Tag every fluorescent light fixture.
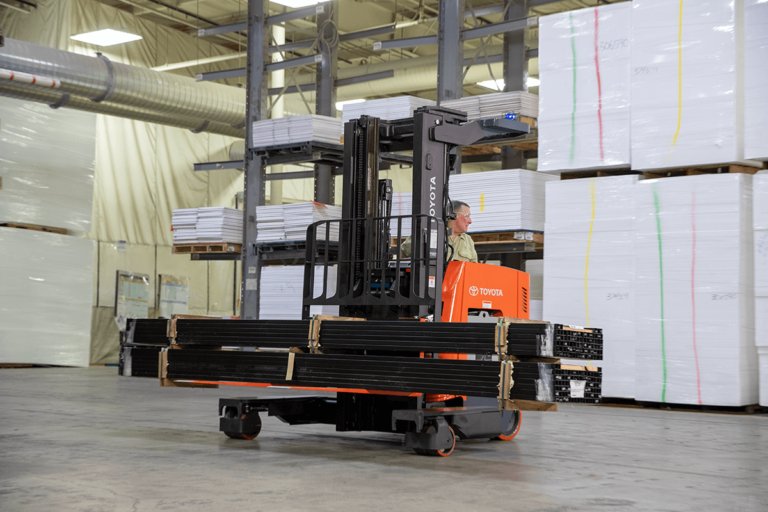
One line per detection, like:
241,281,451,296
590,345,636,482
271,0,330,8
70,29,142,47
335,98,365,111
477,77,540,91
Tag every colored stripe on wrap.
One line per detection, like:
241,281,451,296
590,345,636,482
593,8,605,162
653,185,669,403
672,0,684,146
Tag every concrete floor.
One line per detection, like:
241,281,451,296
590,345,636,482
0,367,766,512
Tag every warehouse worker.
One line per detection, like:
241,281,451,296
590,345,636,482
399,200,478,262
446,200,478,263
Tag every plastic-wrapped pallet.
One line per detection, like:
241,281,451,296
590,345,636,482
0,97,95,233
754,172,768,405
0,228,94,367
631,0,745,170
251,115,341,147
543,175,638,398
448,169,556,232
634,174,757,406
259,265,338,319
745,0,768,160
538,3,631,172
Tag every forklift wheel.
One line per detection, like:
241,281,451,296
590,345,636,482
224,431,259,441
493,410,522,442
223,414,262,440
414,425,456,457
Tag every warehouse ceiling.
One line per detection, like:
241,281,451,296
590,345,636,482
1,0,620,105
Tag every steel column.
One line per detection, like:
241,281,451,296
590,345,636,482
502,0,527,169
437,0,464,104
242,0,268,320
314,0,338,204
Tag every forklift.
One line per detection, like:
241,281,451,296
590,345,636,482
218,106,532,456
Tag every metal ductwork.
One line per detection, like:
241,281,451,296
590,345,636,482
0,37,246,137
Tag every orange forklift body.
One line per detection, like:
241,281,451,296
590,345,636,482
441,261,530,322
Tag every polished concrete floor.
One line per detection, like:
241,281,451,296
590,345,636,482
0,367,766,512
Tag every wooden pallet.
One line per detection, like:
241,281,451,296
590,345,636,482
172,242,242,255
0,222,69,235
641,163,766,179
600,397,766,415
471,231,544,246
559,169,638,181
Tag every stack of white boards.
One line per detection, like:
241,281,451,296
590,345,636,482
745,0,768,160
448,169,556,232
543,175,638,399
251,115,342,147
443,91,538,121
341,96,435,124
255,202,341,243
538,2,631,172
634,174,757,406
172,207,243,244
754,172,768,406
259,265,339,319
525,259,544,321
0,97,96,233
0,228,94,367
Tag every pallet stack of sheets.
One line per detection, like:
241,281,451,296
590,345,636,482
448,169,556,232
259,265,339,319
251,115,342,147
634,174,757,406
538,3,631,172
341,96,435,124
443,91,538,121
171,207,243,244
255,202,341,243
745,0,768,161
543,175,638,399
754,172,768,406
0,228,94,367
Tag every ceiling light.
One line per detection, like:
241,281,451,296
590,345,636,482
271,0,330,8
476,77,540,91
70,29,142,47
335,98,365,111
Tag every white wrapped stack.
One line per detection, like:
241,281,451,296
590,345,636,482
443,91,538,120
543,175,638,398
524,259,544,321
0,228,94,367
0,98,95,233
251,115,342,147
538,3,631,172
745,0,768,160
259,265,339,319
634,174,757,406
754,172,768,406
172,207,242,244
449,169,556,232
255,202,341,242
631,0,745,170
341,96,435,124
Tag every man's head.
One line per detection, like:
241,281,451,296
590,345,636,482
450,200,472,235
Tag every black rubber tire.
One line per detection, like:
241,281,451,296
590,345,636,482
493,410,522,442
414,425,457,457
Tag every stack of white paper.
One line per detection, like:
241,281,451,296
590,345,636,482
754,172,768,405
525,260,544,321
251,115,342,147
634,174,757,406
631,0,744,170
0,98,95,233
449,169,556,232
342,96,435,124
0,228,94,367
538,3,631,172
171,207,242,244
543,175,638,398
259,265,339,319
443,91,538,121
745,0,768,160
255,202,341,242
